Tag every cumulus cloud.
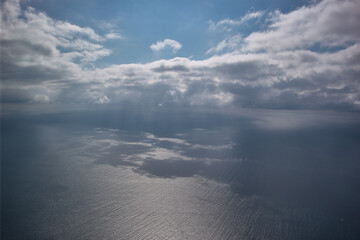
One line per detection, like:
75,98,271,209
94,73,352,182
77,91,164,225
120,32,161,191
0,0,112,102
1,0,360,110
150,39,182,53
243,0,360,52
1,0,112,68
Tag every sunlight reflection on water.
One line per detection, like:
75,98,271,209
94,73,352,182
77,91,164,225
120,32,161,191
2,106,360,239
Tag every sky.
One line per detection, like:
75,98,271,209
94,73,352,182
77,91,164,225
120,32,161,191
1,0,360,110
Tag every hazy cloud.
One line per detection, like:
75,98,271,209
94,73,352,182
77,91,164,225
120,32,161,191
105,33,123,40
207,34,243,54
209,11,264,31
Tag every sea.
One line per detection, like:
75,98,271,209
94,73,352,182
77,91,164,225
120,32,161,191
2,104,360,239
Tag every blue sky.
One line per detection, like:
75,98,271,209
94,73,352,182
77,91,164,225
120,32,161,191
1,0,360,109
24,0,309,64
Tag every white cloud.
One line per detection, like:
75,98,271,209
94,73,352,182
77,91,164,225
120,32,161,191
243,0,360,52
98,21,116,30
1,1,111,65
96,96,111,104
1,0,21,21
150,39,182,53
241,11,265,22
105,33,123,40
207,34,243,54
209,11,264,31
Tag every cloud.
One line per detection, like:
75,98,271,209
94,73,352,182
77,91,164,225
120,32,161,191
98,21,123,40
243,0,360,52
1,1,111,65
150,39,182,53
79,46,360,109
96,95,111,104
209,11,264,31
1,0,360,110
206,34,243,54
105,33,123,40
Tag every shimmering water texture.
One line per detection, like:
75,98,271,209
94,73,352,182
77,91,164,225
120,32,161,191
2,107,360,239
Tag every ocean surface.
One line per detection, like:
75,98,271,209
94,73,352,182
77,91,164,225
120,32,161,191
2,105,360,239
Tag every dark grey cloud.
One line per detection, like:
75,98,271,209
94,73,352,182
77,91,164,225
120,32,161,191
1,86,33,103
1,39,55,58
152,64,189,73
213,61,283,83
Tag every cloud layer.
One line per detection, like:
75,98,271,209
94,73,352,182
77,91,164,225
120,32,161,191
1,0,360,110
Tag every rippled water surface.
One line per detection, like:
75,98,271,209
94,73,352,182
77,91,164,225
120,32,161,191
2,106,360,239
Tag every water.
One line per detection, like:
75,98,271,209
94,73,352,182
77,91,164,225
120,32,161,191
2,105,360,239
